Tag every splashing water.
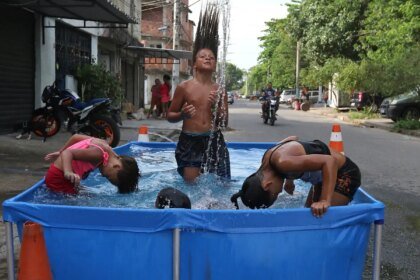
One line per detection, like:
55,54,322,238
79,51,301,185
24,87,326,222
202,0,231,175
30,147,312,210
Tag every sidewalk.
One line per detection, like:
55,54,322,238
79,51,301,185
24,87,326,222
306,104,420,138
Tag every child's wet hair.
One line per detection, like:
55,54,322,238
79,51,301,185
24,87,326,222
116,155,140,194
155,187,191,209
230,172,274,209
193,3,219,64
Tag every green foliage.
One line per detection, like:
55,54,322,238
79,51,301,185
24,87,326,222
287,0,368,64
254,0,419,99
360,0,419,62
225,62,244,91
75,64,123,105
257,19,298,89
335,60,363,92
348,108,380,120
247,65,268,94
358,0,420,96
392,119,420,131
300,58,350,88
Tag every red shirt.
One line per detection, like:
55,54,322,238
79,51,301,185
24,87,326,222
160,83,171,103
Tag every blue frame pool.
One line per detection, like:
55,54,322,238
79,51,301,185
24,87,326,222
3,142,385,280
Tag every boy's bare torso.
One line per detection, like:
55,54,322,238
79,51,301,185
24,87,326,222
180,79,217,133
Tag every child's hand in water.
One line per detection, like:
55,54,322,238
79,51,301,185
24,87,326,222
64,171,81,187
44,151,60,162
181,102,196,119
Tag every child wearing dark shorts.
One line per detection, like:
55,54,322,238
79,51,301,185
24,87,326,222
167,4,231,183
175,130,230,179
306,156,361,207
231,137,361,217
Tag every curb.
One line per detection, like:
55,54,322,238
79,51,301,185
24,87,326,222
306,107,420,138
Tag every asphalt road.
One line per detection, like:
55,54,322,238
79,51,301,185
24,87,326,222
224,100,420,280
0,99,419,279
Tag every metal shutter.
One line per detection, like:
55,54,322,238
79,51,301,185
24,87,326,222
0,6,35,133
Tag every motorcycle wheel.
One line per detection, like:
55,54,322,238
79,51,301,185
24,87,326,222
262,111,268,124
270,110,276,126
89,115,121,147
31,109,61,138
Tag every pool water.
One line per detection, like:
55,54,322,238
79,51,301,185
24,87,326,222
31,146,312,209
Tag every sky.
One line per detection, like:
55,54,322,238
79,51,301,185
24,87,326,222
189,0,291,70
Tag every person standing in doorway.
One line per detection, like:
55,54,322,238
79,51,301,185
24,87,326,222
147,78,162,119
160,74,171,119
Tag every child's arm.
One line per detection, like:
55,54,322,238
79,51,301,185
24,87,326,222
167,85,196,122
284,179,295,195
274,154,337,217
60,147,103,186
45,134,92,161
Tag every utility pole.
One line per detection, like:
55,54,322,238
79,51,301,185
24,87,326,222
172,0,181,97
295,40,301,98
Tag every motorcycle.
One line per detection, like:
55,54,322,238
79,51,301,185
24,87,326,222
260,96,278,126
30,83,121,147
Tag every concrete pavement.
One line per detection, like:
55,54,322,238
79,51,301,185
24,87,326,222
0,102,419,279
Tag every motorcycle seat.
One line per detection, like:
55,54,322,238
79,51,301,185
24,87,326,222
72,98,109,110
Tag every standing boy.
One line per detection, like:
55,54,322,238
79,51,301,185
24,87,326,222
147,78,162,119
160,74,171,118
167,4,230,183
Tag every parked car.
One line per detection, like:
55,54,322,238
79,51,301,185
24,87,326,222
280,89,296,104
227,92,234,104
380,89,420,122
307,90,320,104
350,91,383,112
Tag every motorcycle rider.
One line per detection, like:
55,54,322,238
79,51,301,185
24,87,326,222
261,82,277,116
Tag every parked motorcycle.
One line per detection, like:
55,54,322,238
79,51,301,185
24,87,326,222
260,96,278,126
31,83,121,147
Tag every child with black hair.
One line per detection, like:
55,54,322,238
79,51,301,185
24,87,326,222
44,134,140,194
167,4,230,183
160,74,172,118
231,136,361,217
155,187,191,209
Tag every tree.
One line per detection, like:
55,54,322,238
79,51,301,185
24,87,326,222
247,65,267,94
358,0,420,95
224,62,244,91
76,64,123,104
258,19,298,89
286,0,369,64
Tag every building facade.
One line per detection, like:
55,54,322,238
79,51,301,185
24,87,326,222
0,0,143,133
140,0,194,104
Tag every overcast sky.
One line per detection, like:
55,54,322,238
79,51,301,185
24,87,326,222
189,0,291,70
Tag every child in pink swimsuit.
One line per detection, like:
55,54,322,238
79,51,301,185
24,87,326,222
44,134,140,194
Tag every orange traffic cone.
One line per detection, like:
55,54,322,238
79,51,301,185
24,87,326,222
329,123,345,154
18,222,52,280
138,125,150,142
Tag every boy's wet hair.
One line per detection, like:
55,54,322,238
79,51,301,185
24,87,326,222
193,3,219,64
116,155,140,194
155,187,191,209
230,172,274,209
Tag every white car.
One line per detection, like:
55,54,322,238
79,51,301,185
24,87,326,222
227,92,234,104
307,90,320,104
280,89,296,104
